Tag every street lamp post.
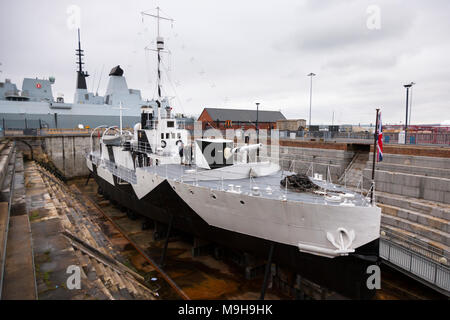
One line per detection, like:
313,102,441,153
404,83,413,144
307,73,316,130
256,102,260,157
255,102,260,134
408,82,416,126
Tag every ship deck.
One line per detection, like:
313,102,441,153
143,164,371,207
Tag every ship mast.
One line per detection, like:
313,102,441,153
75,28,89,90
113,102,129,135
141,7,174,149
141,9,173,107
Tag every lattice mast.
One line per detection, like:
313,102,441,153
75,28,89,90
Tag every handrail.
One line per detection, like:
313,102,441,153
381,227,448,265
338,151,360,184
102,126,119,139
89,153,137,184
380,237,449,294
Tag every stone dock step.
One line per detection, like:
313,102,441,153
379,203,449,234
365,168,450,204
1,148,38,300
381,212,450,248
375,188,450,259
381,224,449,263
34,163,157,300
0,202,9,297
2,214,37,300
376,189,450,250
375,162,450,179
376,191,449,220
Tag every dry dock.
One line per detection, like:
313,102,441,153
0,135,449,300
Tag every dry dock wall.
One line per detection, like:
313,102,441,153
14,136,99,179
17,136,357,181
276,146,354,182
43,136,92,178
364,152,450,204
263,139,359,182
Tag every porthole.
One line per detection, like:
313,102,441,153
240,200,245,205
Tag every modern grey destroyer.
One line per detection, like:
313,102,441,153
0,29,171,130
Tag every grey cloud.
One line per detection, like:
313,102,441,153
285,1,415,52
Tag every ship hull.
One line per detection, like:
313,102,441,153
0,112,140,130
90,165,379,300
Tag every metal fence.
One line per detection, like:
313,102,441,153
380,228,449,294
278,130,450,146
383,132,450,145
292,131,373,140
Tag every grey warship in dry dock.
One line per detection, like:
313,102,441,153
0,29,150,129
86,8,381,299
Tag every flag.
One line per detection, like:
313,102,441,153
377,112,383,162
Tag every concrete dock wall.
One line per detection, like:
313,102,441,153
364,152,450,204
264,145,355,182
43,136,91,178
14,135,99,179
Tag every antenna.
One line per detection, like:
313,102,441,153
96,64,104,96
90,69,97,93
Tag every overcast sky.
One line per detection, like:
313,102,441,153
1,0,449,125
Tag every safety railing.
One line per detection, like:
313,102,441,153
141,119,188,130
381,228,448,265
88,153,137,184
278,130,450,146
338,151,362,187
380,228,450,294
129,141,153,154
384,132,450,146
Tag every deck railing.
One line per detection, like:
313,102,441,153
88,153,137,184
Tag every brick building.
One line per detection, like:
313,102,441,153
276,119,307,131
198,107,286,130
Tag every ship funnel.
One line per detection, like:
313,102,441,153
109,65,124,77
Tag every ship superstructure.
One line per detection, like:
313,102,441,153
0,29,160,129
